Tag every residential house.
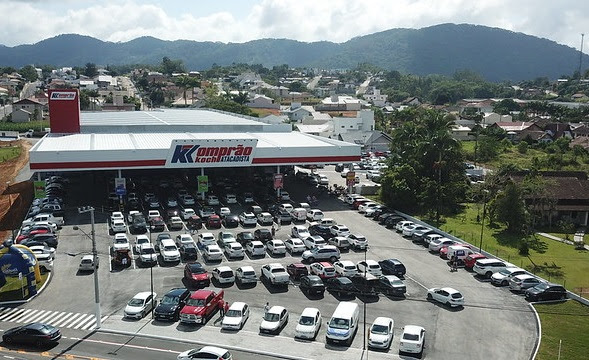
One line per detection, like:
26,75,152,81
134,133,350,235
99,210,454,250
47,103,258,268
483,112,512,126
451,125,475,140
246,94,279,109
402,97,421,106
364,88,388,107
510,171,589,226
259,114,287,125
332,110,375,136
571,123,589,138
338,131,392,153
490,122,543,141
11,109,33,123
459,98,495,114
101,95,135,111
12,98,44,120
315,95,362,111
295,123,332,137
282,104,312,122
543,123,573,140
96,75,117,88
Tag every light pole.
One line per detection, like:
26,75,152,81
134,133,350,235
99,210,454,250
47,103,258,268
148,229,154,319
75,206,101,329
478,190,488,253
362,247,367,357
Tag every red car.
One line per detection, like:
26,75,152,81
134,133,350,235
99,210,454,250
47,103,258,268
464,253,486,270
207,214,222,229
16,229,50,243
310,262,337,279
183,262,210,288
286,262,309,281
179,289,225,325
352,199,371,210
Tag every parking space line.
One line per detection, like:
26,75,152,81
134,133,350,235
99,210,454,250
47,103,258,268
108,246,113,272
404,274,428,290
130,247,136,269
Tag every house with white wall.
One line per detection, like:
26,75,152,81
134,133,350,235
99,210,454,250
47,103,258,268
364,89,388,107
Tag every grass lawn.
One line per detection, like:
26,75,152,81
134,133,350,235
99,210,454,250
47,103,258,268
534,300,589,360
0,146,21,162
430,203,589,293
0,272,49,301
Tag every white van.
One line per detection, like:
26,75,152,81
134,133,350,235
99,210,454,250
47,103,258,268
326,302,359,346
446,245,475,261
291,208,307,222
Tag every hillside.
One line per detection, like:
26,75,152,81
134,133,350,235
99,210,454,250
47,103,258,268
0,23,587,81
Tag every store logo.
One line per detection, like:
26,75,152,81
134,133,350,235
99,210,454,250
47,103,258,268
50,91,77,100
171,144,253,164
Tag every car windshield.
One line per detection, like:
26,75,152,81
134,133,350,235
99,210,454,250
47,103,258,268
271,268,286,273
226,309,241,317
392,280,404,286
371,324,389,335
534,283,548,290
161,295,179,305
403,332,419,341
141,248,155,255
186,298,205,306
164,246,176,251
299,316,315,325
242,271,255,276
329,318,350,330
188,265,206,274
369,264,380,269
451,293,463,299
115,239,127,244
264,312,280,321
128,298,145,306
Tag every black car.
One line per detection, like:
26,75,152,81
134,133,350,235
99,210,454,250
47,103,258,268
274,209,292,225
371,207,390,219
299,275,325,296
376,275,407,297
2,322,61,346
325,277,357,298
25,234,58,248
308,224,332,240
379,259,407,277
350,273,379,297
254,228,273,243
126,199,142,211
149,217,165,232
129,214,148,234
236,231,254,245
525,283,567,302
376,212,395,223
384,215,405,228
154,288,191,321
222,214,240,228
179,242,198,260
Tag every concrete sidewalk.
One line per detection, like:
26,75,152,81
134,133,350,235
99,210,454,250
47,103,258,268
536,232,589,250
98,315,398,360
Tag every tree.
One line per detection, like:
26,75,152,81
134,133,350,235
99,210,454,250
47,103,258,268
495,182,527,233
174,75,199,105
288,81,305,92
493,99,520,115
160,57,186,75
18,65,38,82
380,165,418,213
84,63,98,78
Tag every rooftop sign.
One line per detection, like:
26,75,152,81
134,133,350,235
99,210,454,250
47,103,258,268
165,139,258,168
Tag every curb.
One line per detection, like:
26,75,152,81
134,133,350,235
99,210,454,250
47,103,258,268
97,328,313,360
0,270,52,306
528,302,542,360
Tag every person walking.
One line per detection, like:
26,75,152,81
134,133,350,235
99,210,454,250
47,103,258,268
264,302,270,314
450,255,458,272
271,225,276,237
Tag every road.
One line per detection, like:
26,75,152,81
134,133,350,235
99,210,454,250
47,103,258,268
1,166,538,360
356,77,371,96
306,76,321,90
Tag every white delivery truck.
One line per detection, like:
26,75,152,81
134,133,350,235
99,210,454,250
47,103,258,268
325,301,359,346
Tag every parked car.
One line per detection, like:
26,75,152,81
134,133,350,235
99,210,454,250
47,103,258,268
325,277,357,298
259,306,289,334
79,254,99,272
246,240,266,257
464,253,487,271
473,259,511,278
124,291,158,319
295,307,322,340
110,219,127,234
239,212,257,226
309,262,337,279
333,260,358,277
177,347,232,360
378,258,407,277
308,224,331,240
212,266,235,285
301,245,340,263
303,235,326,249
327,236,351,251
525,283,567,302
236,231,254,245
197,232,216,247
267,239,287,256
428,238,459,253
306,209,324,222
254,228,273,243
347,234,368,250
509,274,542,292
183,262,210,288
377,275,406,297
399,325,426,356
368,317,394,350
113,233,130,251
284,238,306,254
154,288,190,321
491,267,527,286
357,260,382,276
330,224,350,237
138,243,159,265
222,302,250,330
395,220,414,232
299,275,326,296
222,214,240,228
203,245,223,261
235,266,257,285
224,242,245,259
291,225,310,240
167,216,184,231
261,263,290,287
180,208,196,220
274,209,292,225
257,212,273,226
426,287,464,307
286,262,309,281
2,323,61,346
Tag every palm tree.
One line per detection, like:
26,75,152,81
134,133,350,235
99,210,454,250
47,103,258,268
174,76,199,105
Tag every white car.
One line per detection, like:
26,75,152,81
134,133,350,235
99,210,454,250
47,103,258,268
124,291,157,319
30,245,54,272
159,239,181,262
222,302,250,330
203,245,223,261
113,233,130,251
177,346,232,360
134,234,150,252
175,234,195,248
402,224,430,237
490,267,527,286
257,212,273,225
110,219,127,233
235,266,257,284
428,238,459,253
207,195,220,206
137,243,158,265
110,211,124,223
167,216,184,230
259,306,289,334
218,206,231,217
395,220,414,232
358,202,379,213
424,233,444,245
279,203,294,213
180,194,195,206
330,224,350,237
180,208,195,220
291,225,311,240
79,254,99,271
217,231,237,247
333,260,358,277
427,287,464,307
147,210,161,220
509,274,542,292
347,234,368,250
267,239,287,255
306,209,324,221
224,242,245,259
368,316,394,350
318,174,329,185
284,238,306,254
197,232,216,247
212,266,235,284
303,235,326,249
399,325,425,356
357,260,382,276
239,212,257,226
295,307,321,340
246,240,266,257
224,194,237,204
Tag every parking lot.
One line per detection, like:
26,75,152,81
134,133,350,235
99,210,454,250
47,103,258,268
12,166,537,359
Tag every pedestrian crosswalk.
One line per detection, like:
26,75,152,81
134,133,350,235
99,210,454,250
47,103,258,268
0,307,108,331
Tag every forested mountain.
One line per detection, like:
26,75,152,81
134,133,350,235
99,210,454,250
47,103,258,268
1,23,587,81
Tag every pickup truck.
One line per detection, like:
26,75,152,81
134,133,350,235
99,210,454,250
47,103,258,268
179,289,225,325
22,213,64,228
261,263,290,287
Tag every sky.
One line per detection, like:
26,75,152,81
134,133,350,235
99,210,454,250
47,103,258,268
1,0,588,51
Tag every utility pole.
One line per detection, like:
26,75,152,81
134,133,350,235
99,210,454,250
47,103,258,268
579,33,585,80
78,206,101,329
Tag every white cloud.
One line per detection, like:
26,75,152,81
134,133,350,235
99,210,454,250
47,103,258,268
0,0,588,51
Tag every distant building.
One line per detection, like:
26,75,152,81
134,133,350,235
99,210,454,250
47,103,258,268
246,94,279,109
483,112,512,126
364,89,388,107
315,95,362,112
11,109,33,123
12,98,44,120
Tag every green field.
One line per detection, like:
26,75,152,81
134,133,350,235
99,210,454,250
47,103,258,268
0,120,49,132
0,146,21,162
534,300,589,360
431,203,589,293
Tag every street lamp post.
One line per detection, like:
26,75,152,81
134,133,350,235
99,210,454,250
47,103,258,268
478,191,488,253
362,247,367,357
77,206,101,329
149,229,154,319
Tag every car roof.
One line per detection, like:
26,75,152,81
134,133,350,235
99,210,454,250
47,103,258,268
403,325,425,334
197,346,228,356
238,265,255,271
268,305,286,313
267,263,284,268
229,301,247,310
216,266,232,272
165,288,188,296
338,260,355,266
200,232,214,237
134,291,155,299
300,307,320,317
513,274,536,280
440,287,461,294
289,262,305,268
373,316,393,326
318,262,333,267
81,254,94,260
364,259,379,265
250,240,264,245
